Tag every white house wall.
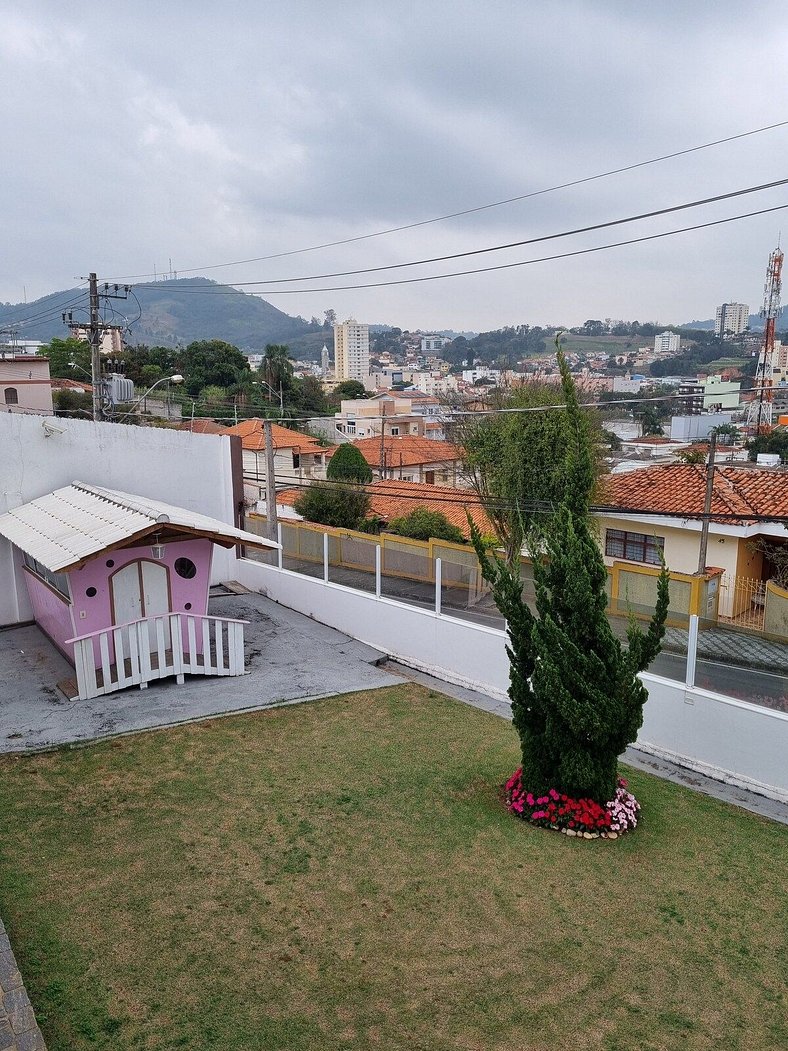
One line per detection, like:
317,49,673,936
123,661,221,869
0,414,239,625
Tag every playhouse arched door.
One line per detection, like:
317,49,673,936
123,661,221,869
110,560,171,648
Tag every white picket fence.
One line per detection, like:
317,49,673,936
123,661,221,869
66,612,248,700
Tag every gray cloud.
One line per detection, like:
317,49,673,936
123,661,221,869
3,1,788,331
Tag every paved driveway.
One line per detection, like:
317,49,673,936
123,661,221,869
0,592,402,753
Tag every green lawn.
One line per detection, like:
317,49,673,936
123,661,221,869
0,685,785,1051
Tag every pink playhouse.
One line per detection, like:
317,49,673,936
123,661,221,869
0,480,278,699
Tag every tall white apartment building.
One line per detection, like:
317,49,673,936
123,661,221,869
714,302,749,337
653,331,681,356
333,318,370,384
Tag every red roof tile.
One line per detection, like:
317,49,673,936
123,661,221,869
222,419,326,454
177,419,226,434
276,479,493,539
603,464,788,522
351,436,462,468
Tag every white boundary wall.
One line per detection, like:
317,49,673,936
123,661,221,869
0,413,239,625
238,559,788,803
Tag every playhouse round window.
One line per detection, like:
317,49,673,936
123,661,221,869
106,559,115,568
174,557,197,580
85,586,97,598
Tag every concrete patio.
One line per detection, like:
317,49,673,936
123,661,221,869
0,590,402,754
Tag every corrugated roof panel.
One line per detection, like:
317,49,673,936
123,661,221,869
0,480,279,573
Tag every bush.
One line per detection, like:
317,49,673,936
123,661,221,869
386,507,465,544
293,481,370,530
327,444,373,483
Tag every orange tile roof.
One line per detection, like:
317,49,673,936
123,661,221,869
276,479,494,539
351,436,463,467
603,464,788,522
177,418,227,434
223,419,326,454
50,378,93,392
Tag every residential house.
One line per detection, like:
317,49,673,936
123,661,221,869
343,436,467,486
332,396,427,440
599,463,788,620
223,419,330,495
0,354,53,415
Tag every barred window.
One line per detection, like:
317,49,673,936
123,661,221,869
605,528,664,565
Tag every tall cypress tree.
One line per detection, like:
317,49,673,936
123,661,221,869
471,348,669,804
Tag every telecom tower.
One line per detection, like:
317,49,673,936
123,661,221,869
746,245,784,431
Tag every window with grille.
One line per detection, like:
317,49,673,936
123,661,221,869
4,388,19,405
605,528,664,565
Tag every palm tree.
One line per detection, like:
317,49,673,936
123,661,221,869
260,344,294,401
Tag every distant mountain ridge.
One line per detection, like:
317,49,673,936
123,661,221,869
0,278,322,353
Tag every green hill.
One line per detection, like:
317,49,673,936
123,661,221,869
0,278,328,356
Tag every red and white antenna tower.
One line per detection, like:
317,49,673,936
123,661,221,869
746,244,783,430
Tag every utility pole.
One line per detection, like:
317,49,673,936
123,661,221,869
264,418,278,545
88,273,102,421
378,414,387,480
696,430,717,575
82,274,131,422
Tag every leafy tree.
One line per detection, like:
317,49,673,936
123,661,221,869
470,348,669,805
39,337,91,379
140,363,164,385
638,405,665,437
294,481,371,529
711,423,740,446
333,380,368,401
327,444,373,483
195,385,228,416
289,375,328,415
600,428,622,452
746,428,788,463
456,379,605,565
324,308,337,329
260,344,294,398
179,340,249,396
53,388,93,417
387,507,465,544
676,448,707,465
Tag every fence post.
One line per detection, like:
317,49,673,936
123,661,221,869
277,522,283,570
323,531,329,583
375,544,381,598
435,557,442,616
685,613,699,691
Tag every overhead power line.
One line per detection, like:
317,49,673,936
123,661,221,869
130,200,788,296
1,289,89,330
243,473,788,525
106,117,788,281
136,177,788,288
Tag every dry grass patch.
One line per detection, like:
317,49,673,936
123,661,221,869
0,684,785,1051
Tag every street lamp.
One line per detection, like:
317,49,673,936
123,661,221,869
113,375,184,420
254,380,283,413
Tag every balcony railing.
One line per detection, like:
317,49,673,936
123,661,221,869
66,612,248,700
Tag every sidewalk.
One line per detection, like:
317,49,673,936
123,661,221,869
661,624,788,671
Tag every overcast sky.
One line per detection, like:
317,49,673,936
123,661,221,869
3,1,788,332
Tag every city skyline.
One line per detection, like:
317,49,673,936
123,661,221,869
3,2,788,330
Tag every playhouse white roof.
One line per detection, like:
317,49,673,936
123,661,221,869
0,480,279,573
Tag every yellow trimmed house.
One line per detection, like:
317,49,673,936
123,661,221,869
600,464,788,623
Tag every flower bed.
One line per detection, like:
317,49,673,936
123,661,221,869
504,769,640,839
